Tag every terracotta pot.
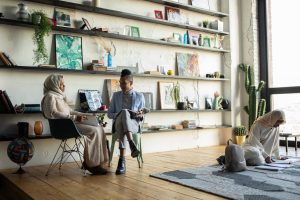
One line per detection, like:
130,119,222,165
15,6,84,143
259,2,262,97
34,121,43,136
235,136,246,145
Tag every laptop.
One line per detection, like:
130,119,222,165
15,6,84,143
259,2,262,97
81,115,100,126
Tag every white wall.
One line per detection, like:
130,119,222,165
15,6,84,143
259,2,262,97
0,0,248,169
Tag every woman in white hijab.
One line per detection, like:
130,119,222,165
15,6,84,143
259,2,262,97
243,110,287,165
41,74,108,175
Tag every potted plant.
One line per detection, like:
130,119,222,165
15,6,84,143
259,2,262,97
203,20,209,28
96,113,108,127
172,82,185,110
233,126,247,145
31,10,51,64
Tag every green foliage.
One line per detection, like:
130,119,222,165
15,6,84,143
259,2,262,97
233,126,247,136
239,63,266,130
96,113,106,123
203,20,209,27
32,10,51,64
171,81,181,103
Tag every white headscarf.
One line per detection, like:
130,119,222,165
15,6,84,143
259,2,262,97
256,109,286,128
43,74,64,96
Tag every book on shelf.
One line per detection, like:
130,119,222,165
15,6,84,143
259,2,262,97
0,90,16,113
0,90,10,113
38,64,56,68
0,52,11,66
2,52,17,66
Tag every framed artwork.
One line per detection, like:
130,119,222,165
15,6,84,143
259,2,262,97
202,37,211,47
158,82,176,109
55,34,83,70
142,92,154,110
173,33,181,42
106,79,121,104
130,26,140,37
176,53,199,77
165,7,181,23
54,8,71,27
123,25,131,36
188,30,199,45
154,10,163,19
81,18,92,30
78,89,102,111
205,97,213,109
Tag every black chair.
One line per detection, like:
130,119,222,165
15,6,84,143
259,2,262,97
46,119,84,176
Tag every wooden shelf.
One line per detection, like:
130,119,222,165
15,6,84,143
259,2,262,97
0,18,230,53
0,125,232,141
145,0,229,17
0,65,230,82
23,0,229,36
80,109,231,113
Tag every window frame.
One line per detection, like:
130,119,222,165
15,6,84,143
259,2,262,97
258,0,300,112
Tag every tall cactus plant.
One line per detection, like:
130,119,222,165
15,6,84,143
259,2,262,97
239,64,266,130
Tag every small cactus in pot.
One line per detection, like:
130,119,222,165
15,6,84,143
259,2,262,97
233,126,247,145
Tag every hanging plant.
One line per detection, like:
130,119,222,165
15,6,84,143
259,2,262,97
32,10,51,64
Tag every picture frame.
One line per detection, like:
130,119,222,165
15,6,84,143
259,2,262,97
165,6,181,23
142,92,154,110
78,89,102,111
81,18,92,30
176,52,199,77
187,30,199,45
54,8,71,27
173,33,181,42
130,26,140,37
202,37,211,47
158,81,176,109
55,34,83,70
123,25,131,36
154,10,163,19
205,97,213,109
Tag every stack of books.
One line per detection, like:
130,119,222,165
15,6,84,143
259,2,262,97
0,52,16,66
182,120,197,128
87,60,107,71
0,90,16,113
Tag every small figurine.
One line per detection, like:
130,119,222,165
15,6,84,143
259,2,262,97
185,97,193,110
213,91,223,110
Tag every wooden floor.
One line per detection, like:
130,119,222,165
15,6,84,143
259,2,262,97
1,145,297,200
0,146,227,200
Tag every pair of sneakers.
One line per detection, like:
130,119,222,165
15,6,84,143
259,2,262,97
116,140,140,175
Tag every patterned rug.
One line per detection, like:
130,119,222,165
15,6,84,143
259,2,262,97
150,161,300,200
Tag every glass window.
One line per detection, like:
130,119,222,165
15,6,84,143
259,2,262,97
271,93,300,124
267,0,300,88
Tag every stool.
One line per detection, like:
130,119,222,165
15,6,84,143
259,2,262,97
279,133,300,153
109,133,143,168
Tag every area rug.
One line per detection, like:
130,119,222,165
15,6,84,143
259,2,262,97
150,161,300,200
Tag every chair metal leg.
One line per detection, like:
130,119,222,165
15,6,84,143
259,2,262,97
109,134,118,167
45,140,64,176
59,140,67,170
133,133,143,168
139,136,143,164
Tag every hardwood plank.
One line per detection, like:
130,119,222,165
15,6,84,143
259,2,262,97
1,146,227,200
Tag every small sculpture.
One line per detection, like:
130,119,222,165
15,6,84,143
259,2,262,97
213,91,223,110
185,97,194,110
219,35,225,50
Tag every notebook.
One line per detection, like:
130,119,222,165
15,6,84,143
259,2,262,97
81,115,99,126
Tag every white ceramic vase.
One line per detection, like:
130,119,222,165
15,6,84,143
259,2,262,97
17,3,30,22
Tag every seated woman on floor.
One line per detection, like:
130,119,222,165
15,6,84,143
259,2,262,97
243,110,288,166
41,74,108,175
